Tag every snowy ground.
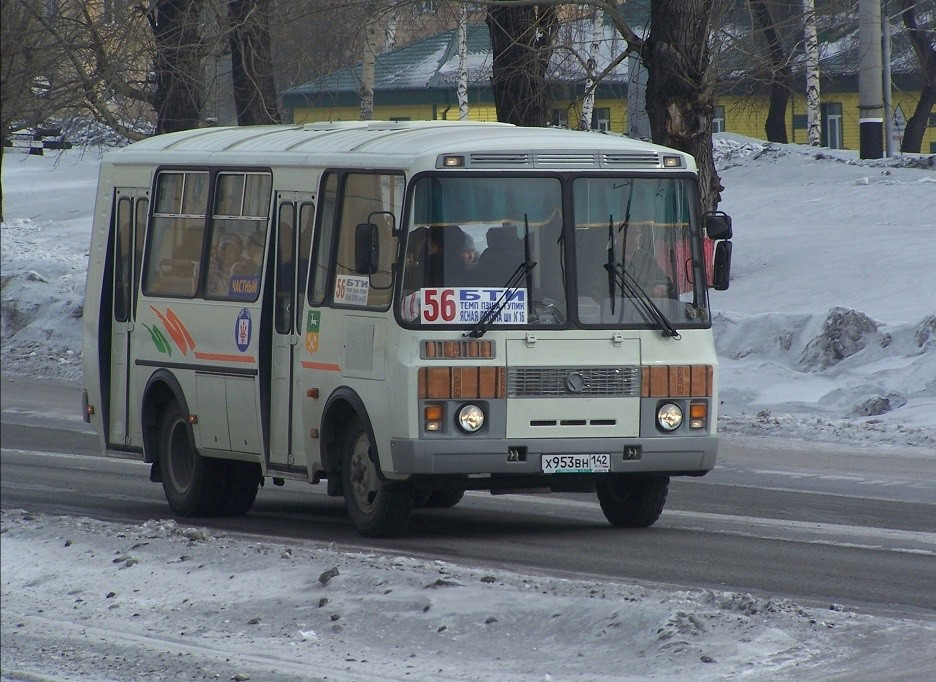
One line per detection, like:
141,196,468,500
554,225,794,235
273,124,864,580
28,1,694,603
2,136,936,680
3,508,935,682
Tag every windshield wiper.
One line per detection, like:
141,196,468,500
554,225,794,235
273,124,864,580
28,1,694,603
466,260,537,338
603,262,681,339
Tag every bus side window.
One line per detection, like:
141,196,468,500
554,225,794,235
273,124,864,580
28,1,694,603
309,173,338,305
275,203,296,334
114,197,133,322
133,198,148,316
143,171,208,298
296,202,315,329
332,172,403,309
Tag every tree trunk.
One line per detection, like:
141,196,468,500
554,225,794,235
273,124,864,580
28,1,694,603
486,3,558,127
899,0,936,153
644,0,722,212
148,0,204,134
229,0,280,125
750,0,790,143
803,0,822,145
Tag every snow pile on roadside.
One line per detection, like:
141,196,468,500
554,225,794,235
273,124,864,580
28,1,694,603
3,509,934,682
715,308,936,447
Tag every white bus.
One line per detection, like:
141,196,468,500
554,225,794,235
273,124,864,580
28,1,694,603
82,121,732,537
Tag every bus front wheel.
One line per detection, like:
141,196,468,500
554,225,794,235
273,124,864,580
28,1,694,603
341,418,412,538
595,474,669,528
158,403,220,517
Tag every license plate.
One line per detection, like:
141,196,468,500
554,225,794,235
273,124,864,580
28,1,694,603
541,454,611,474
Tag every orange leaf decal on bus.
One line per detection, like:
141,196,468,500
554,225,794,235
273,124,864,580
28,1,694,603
150,306,196,356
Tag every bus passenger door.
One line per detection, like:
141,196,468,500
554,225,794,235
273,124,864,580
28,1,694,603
108,189,148,448
268,194,315,472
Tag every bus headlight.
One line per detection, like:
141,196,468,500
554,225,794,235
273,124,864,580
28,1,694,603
656,403,683,431
456,404,485,433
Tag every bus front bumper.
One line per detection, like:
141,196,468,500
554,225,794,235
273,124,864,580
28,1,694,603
389,436,717,476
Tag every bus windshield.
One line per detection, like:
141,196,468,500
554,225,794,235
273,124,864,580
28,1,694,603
573,177,708,327
398,174,708,329
400,176,567,326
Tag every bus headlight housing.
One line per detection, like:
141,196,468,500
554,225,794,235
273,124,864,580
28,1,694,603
656,402,683,431
456,404,485,433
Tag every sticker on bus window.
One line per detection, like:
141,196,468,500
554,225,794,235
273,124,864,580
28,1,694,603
228,275,259,300
400,291,421,322
334,274,370,305
235,308,252,352
419,288,527,325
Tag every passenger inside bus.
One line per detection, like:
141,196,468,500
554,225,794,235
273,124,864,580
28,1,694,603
231,232,265,278
206,233,243,296
404,225,475,288
475,224,525,286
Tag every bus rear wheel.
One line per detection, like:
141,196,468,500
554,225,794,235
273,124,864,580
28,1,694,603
341,417,412,538
158,403,220,517
595,474,669,528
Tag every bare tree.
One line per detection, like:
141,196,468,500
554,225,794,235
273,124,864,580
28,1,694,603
899,0,936,153
228,0,281,124
750,0,792,142
643,0,723,211
486,2,560,127
148,0,206,133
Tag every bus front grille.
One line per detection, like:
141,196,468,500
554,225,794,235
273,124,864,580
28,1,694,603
507,366,640,398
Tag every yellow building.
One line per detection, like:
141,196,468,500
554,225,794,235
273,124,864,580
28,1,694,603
282,21,935,155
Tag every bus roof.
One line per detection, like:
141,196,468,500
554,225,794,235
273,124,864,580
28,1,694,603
104,121,698,173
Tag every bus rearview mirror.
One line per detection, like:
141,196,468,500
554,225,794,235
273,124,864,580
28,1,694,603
355,222,380,274
704,211,732,240
712,240,732,291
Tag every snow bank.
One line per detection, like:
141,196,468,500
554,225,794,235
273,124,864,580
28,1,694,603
4,509,934,681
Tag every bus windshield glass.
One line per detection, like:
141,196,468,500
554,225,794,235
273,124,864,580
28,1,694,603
400,176,566,326
573,176,707,327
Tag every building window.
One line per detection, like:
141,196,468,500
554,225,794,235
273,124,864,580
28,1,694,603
550,109,569,128
712,106,726,133
414,1,437,14
793,114,808,130
928,113,936,127
591,108,611,131
821,102,843,149
930,142,936,154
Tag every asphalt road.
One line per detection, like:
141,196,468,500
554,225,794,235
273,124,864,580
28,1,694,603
3,377,935,618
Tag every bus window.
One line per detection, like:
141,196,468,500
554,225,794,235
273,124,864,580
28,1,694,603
132,197,148,317
143,171,208,297
310,173,338,305
296,202,315,328
114,197,133,322
332,173,403,309
275,203,296,334
205,172,272,301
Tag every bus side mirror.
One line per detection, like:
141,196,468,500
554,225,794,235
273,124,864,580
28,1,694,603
705,211,732,240
354,222,380,274
712,240,732,291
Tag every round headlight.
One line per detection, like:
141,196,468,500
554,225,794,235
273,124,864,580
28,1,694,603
656,403,683,431
457,404,485,433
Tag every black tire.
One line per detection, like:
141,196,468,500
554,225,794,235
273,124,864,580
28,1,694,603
595,474,669,528
421,489,465,509
341,417,412,538
215,460,261,516
158,403,222,517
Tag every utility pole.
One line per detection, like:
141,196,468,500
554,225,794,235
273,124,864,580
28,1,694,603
858,0,884,158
